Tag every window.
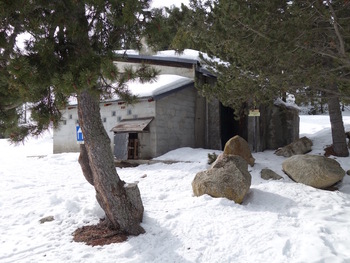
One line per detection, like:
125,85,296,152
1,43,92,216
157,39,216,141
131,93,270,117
69,114,73,119
112,111,116,117
103,117,107,123
127,109,132,115
117,116,122,122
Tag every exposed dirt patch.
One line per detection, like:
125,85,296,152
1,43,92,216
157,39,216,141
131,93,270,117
73,220,128,246
324,145,336,157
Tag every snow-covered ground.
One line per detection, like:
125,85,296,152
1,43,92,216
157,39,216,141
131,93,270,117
1,115,350,263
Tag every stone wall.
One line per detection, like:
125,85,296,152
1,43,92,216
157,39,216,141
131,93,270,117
207,99,222,150
252,103,299,152
53,107,81,153
265,103,299,150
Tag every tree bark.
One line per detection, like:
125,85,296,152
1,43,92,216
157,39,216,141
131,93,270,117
77,89,145,235
78,144,94,186
327,93,349,157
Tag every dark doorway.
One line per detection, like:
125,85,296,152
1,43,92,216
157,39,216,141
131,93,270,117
220,104,247,149
128,133,139,159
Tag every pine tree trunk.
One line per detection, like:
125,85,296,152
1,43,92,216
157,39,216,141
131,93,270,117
77,89,145,235
78,144,94,186
327,94,349,157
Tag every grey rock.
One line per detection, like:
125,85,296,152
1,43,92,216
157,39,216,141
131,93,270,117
192,155,251,204
261,168,283,180
39,216,54,224
275,136,313,157
282,155,345,189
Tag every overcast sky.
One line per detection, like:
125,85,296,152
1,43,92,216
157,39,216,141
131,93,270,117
150,0,190,8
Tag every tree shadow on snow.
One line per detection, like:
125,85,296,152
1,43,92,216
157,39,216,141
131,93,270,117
243,188,297,213
125,213,193,263
73,215,192,262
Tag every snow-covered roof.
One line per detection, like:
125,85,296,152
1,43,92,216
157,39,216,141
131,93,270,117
115,49,203,62
274,97,301,111
68,74,194,105
67,49,218,106
119,74,193,99
155,49,205,61
114,48,225,67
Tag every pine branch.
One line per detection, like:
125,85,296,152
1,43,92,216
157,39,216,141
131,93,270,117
235,19,271,41
295,44,342,61
325,1,346,57
2,102,22,111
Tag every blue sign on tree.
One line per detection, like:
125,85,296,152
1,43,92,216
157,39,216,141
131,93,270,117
76,126,84,144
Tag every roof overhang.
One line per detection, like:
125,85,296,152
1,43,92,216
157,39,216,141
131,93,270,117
115,53,200,68
111,117,154,133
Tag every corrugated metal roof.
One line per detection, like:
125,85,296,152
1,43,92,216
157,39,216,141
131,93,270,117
111,117,154,133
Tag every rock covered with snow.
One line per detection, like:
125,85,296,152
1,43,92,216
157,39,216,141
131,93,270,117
192,155,251,204
223,135,255,166
282,155,345,189
275,136,313,157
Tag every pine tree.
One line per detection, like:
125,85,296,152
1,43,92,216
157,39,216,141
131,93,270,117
286,0,350,156
0,1,26,138
144,4,193,51
155,0,350,156
1,0,158,235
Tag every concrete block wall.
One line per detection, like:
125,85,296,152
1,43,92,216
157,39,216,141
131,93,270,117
138,132,154,159
53,107,81,153
53,100,156,154
154,86,196,156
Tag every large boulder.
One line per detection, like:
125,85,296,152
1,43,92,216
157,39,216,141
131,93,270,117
275,136,312,157
282,155,345,189
224,135,255,166
192,155,251,204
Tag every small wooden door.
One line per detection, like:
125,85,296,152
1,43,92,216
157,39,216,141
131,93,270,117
114,133,128,160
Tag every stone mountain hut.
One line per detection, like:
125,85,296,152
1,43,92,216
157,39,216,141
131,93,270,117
53,50,300,159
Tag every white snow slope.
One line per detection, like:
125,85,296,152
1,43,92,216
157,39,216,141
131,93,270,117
1,115,350,263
